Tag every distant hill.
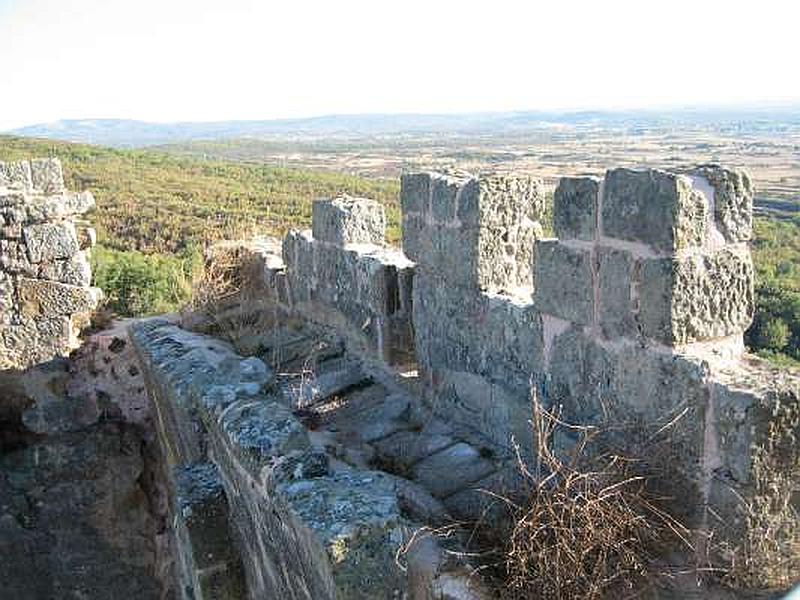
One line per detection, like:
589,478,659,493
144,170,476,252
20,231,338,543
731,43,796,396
8,106,800,147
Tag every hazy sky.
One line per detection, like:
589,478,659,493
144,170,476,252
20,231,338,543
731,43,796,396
1,0,798,130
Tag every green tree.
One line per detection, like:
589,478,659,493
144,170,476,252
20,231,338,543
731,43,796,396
753,318,790,352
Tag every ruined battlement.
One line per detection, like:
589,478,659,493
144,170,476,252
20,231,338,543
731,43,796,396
0,158,100,370
176,163,794,596
1,159,796,599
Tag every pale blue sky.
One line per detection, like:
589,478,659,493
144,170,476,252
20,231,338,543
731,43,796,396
1,0,798,130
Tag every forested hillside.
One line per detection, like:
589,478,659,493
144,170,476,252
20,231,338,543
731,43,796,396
0,136,400,253
747,218,800,366
0,135,399,315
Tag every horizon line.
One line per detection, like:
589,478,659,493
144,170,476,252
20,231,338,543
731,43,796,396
6,99,800,132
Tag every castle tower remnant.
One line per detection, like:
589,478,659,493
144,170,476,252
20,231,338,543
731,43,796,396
0,158,100,370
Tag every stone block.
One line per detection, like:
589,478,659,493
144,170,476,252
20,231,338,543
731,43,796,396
0,191,25,208
401,171,543,293
0,161,32,191
23,221,80,263
412,442,496,498
533,240,594,325
0,316,72,370
412,270,489,373
275,471,407,598
548,331,709,523
373,427,456,473
554,176,601,241
312,196,385,246
25,191,95,223
459,174,545,229
413,275,539,385
452,370,535,455
17,277,99,317
602,168,707,252
432,222,479,287
691,165,753,243
282,229,315,304
313,242,353,304
0,239,36,276
400,212,428,262
1,223,22,239
216,397,310,476
174,462,243,571
38,253,92,287
443,467,527,526
0,272,14,325
636,246,754,345
399,172,430,215
704,360,799,581
353,250,402,316
472,175,543,292
597,246,637,338
431,173,466,222
30,158,65,194
481,295,543,393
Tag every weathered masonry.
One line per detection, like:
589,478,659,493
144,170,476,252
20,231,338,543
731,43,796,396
5,157,793,598
128,165,798,599
0,159,100,370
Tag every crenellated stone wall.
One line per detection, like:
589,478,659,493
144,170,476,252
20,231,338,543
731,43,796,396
182,166,796,580
279,195,415,366
29,158,789,598
400,166,797,578
206,165,796,584
0,158,100,371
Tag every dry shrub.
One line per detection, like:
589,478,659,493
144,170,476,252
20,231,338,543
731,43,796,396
183,241,279,351
187,246,245,317
501,393,692,600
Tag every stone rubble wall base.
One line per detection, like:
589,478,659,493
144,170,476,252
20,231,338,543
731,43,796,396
0,158,100,371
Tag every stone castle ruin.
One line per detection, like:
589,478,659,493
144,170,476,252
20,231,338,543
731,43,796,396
0,158,798,599
0,158,100,370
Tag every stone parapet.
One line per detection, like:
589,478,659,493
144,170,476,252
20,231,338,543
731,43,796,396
279,195,414,366
312,195,386,246
401,171,544,295
400,166,797,587
537,165,755,346
0,158,100,371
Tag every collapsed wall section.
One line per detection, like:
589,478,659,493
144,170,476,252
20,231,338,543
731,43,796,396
0,158,100,371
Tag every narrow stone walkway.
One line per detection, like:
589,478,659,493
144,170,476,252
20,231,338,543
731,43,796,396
256,324,507,527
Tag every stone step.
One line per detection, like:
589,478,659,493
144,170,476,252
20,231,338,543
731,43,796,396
411,443,497,499
320,386,415,444
372,427,456,474
259,325,344,370
279,356,369,409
